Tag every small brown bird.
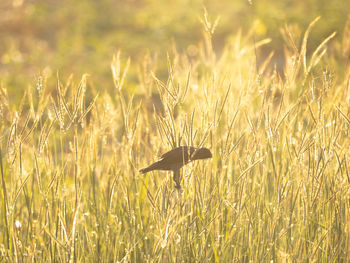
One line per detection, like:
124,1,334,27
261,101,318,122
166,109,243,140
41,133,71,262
139,146,212,189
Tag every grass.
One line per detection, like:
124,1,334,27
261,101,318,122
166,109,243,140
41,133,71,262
1,17,350,262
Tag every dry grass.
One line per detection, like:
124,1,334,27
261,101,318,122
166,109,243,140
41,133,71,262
1,17,350,262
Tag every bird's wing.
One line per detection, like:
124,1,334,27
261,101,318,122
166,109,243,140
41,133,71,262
160,146,196,163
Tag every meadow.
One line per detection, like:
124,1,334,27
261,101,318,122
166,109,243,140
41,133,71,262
1,1,350,262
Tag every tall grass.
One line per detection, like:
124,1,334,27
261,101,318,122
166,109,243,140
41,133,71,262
1,17,350,262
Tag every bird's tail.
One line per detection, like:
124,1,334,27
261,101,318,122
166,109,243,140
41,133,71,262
139,161,161,174
139,167,152,174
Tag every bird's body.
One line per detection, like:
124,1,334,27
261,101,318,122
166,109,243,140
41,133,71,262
139,146,212,189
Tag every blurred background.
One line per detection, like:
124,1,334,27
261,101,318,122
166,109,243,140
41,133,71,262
0,0,349,101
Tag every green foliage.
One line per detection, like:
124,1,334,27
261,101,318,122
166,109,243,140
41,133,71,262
1,0,349,98
1,2,350,262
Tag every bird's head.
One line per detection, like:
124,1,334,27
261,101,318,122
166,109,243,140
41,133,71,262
191,147,212,160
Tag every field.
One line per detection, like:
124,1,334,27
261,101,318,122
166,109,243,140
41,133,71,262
1,1,350,262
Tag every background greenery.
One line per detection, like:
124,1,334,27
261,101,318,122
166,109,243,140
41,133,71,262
1,0,350,262
1,0,349,97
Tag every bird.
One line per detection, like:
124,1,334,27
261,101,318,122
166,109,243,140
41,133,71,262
139,146,212,189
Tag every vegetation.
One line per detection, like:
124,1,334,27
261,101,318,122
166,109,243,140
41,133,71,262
1,1,350,262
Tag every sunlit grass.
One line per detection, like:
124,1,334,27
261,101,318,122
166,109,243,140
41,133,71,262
1,17,350,262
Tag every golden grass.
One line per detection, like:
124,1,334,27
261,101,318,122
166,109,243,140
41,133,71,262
1,17,350,262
